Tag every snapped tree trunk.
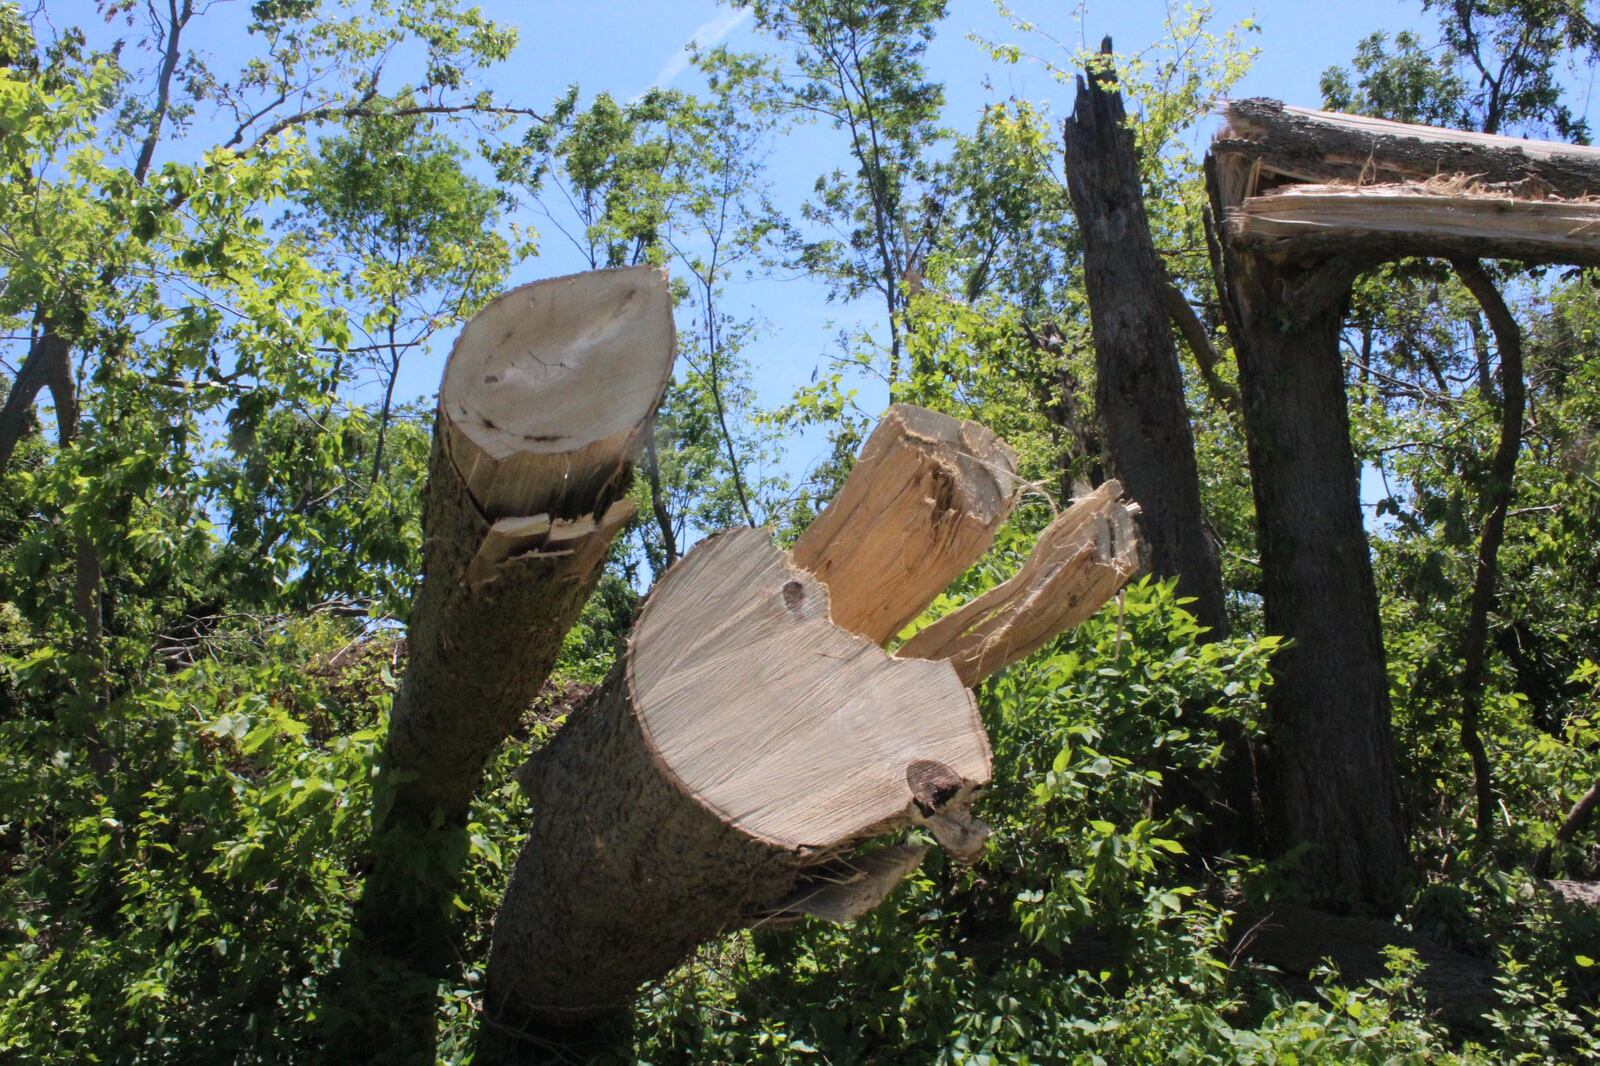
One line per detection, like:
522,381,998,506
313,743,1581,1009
326,266,676,1062
1062,43,1261,854
475,407,1141,1063
1201,99,1600,905
1062,40,1228,638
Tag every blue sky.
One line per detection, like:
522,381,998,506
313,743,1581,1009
73,1,1592,512
405,0,1450,494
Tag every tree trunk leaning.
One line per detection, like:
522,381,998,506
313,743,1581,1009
479,527,991,1059
328,265,676,1061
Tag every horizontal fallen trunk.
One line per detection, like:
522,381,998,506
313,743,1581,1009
1546,878,1600,910
330,266,675,1061
1232,904,1496,1030
1222,182,1600,267
1533,778,1600,877
1215,99,1600,201
898,480,1141,686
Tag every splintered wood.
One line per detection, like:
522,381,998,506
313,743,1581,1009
439,264,675,519
1210,98,1600,267
633,528,990,847
791,404,1020,644
485,528,990,1028
898,480,1142,687
1223,182,1600,266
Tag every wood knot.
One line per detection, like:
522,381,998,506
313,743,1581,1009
906,759,963,816
782,580,806,610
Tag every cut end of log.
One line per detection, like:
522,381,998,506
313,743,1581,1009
897,480,1142,687
791,404,1021,645
629,527,991,851
439,264,675,519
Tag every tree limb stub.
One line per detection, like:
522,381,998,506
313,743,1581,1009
898,480,1143,687
791,404,1020,645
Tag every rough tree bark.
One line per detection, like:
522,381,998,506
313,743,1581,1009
1204,100,1600,906
474,408,1141,1063
326,266,676,1061
1062,44,1262,853
1201,214,1407,905
1061,42,1228,639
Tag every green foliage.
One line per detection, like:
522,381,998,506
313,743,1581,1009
2,0,1600,1062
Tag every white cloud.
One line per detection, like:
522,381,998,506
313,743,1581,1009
646,7,752,93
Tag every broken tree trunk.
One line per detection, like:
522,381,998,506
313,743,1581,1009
1062,40,1229,639
1063,45,1265,856
898,480,1140,686
1216,99,1600,199
327,265,676,1062
476,407,1139,1063
1200,218,1408,906
1206,101,1600,906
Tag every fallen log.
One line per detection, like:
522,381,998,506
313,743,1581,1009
1232,904,1496,1030
1222,182,1600,267
1546,879,1600,910
329,265,676,1059
477,408,1140,1062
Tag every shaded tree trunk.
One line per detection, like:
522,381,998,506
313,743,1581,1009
1451,258,1525,852
1201,230,1409,906
1061,43,1228,638
1062,43,1256,852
